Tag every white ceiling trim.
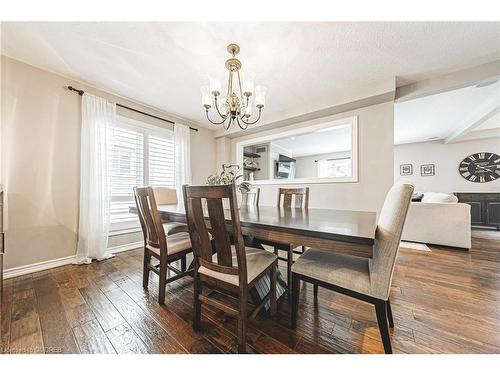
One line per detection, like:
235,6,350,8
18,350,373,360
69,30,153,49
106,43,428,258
395,77,500,145
445,102,500,144
396,60,500,102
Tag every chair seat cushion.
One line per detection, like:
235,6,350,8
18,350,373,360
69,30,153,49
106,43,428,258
162,221,188,235
292,248,375,298
198,247,277,286
146,232,192,256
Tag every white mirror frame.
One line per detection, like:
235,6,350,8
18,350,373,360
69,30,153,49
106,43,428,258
236,115,358,185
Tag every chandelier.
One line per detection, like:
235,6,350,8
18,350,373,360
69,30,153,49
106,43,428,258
201,43,267,130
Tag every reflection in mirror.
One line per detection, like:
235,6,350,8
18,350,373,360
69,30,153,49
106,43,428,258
242,122,354,182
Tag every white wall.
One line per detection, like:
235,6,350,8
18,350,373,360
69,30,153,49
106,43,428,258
221,101,395,214
0,55,216,270
295,151,351,178
191,127,216,185
394,137,500,193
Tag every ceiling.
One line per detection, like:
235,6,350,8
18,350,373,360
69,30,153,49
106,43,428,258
2,22,500,127
272,124,351,157
395,80,500,145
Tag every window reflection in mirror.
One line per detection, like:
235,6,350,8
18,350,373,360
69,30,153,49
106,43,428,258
241,119,356,183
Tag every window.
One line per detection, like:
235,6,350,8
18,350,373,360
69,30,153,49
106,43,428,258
317,157,352,178
109,116,175,229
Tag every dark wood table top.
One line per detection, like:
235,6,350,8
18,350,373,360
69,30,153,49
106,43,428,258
130,204,376,246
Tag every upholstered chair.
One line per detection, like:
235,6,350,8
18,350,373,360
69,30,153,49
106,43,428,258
152,186,188,235
291,184,414,354
134,187,194,305
183,183,278,353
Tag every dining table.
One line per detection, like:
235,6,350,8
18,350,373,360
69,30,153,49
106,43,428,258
129,204,377,305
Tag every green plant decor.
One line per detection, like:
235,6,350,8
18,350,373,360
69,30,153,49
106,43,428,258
206,164,252,193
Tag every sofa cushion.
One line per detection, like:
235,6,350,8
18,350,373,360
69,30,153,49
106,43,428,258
402,202,471,249
422,192,458,203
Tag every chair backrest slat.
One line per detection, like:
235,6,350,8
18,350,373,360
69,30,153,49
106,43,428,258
240,187,260,207
184,184,247,281
277,187,309,208
370,184,414,300
188,196,213,261
206,197,233,267
134,187,167,254
153,186,178,205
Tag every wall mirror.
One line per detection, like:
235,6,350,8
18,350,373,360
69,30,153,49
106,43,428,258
236,116,358,184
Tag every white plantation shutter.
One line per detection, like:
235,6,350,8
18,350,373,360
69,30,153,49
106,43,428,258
109,126,144,223
109,116,175,228
148,134,175,187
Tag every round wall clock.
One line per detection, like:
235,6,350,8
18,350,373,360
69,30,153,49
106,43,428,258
459,152,500,183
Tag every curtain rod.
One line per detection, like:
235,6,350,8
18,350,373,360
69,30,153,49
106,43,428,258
66,86,198,132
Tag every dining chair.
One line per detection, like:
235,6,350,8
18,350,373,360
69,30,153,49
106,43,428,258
240,187,260,207
134,186,194,305
290,184,414,354
152,186,189,235
273,187,310,293
277,187,309,209
183,183,278,353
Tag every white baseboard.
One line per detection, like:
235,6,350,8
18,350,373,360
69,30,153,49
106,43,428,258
4,255,76,279
108,241,142,254
3,242,142,280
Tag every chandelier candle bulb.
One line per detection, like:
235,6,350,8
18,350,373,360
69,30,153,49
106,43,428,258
200,86,212,108
201,43,266,130
209,78,222,96
243,80,254,96
255,86,267,108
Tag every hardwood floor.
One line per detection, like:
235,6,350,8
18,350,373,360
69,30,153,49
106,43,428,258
1,229,499,354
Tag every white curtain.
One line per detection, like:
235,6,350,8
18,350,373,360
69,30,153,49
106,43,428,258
174,123,192,201
74,93,116,264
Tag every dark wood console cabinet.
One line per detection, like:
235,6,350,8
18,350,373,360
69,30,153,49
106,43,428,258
455,192,500,230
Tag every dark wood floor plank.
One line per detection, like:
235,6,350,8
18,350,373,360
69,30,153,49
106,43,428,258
411,306,500,349
103,287,187,353
32,275,80,354
69,267,92,289
294,337,335,354
73,319,116,354
5,229,500,354
79,285,125,332
105,323,150,354
1,282,14,353
56,275,97,329
116,277,222,354
137,273,247,353
252,334,297,354
9,295,44,354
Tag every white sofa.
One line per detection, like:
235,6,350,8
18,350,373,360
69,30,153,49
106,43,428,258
402,201,471,250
